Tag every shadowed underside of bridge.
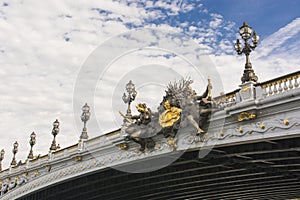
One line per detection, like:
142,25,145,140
18,136,300,200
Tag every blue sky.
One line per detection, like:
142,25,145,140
201,0,300,38
0,0,299,169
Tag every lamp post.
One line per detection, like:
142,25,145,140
80,103,90,140
11,141,18,166
234,22,260,83
122,80,137,122
0,149,4,171
27,132,36,160
50,119,60,151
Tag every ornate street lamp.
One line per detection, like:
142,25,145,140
80,103,90,140
11,141,18,166
27,132,36,160
234,22,260,83
122,80,137,122
50,119,60,151
0,149,5,171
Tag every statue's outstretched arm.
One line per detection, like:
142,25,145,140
195,84,209,100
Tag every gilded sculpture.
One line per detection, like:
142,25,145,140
159,101,182,128
121,78,218,151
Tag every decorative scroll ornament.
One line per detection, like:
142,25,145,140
218,117,300,140
237,112,256,122
241,85,249,92
118,143,129,150
283,119,289,125
167,137,177,151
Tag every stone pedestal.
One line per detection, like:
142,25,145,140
238,81,256,101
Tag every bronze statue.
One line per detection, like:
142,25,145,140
195,78,219,133
121,103,156,151
158,78,209,136
121,78,220,151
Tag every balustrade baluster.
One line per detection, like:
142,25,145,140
278,81,283,93
289,78,294,90
225,98,229,107
283,80,288,91
262,85,268,97
294,76,299,88
268,84,273,96
273,83,278,94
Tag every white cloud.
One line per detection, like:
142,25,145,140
257,17,300,58
0,0,298,170
209,13,223,29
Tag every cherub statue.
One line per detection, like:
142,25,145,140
121,103,155,151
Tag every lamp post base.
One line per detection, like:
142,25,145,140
241,63,258,83
80,129,88,140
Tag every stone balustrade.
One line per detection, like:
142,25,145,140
258,71,300,97
214,71,300,108
214,89,239,108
